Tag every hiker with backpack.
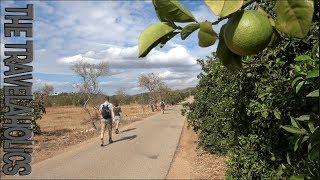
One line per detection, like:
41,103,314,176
99,96,115,146
160,100,165,114
113,103,123,134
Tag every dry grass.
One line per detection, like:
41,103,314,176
33,104,158,163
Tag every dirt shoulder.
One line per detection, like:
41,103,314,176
166,122,227,179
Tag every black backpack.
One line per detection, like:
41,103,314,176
101,104,111,119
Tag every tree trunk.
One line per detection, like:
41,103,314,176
83,98,97,130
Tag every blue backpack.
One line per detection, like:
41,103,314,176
101,104,111,119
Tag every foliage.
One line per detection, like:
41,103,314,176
0,89,45,145
47,92,87,106
183,2,319,177
138,0,315,73
136,0,319,179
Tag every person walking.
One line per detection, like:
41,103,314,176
160,100,165,114
113,103,123,134
99,96,115,146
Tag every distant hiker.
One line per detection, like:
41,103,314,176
113,103,123,134
160,100,165,114
99,96,115,146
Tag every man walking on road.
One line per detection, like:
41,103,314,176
160,100,166,114
99,96,115,146
113,102,123,134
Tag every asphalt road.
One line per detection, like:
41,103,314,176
6,105,185,179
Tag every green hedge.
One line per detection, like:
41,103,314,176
183,5,319,177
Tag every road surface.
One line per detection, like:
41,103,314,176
5,105,185,179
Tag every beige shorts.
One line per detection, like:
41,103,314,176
114,116,121,123
101,119,112,131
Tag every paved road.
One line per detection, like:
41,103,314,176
6,105,185,179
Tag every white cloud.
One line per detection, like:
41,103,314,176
58,44,197,70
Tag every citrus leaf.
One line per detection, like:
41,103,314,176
306,68,319,79
308,145,320,161
216,25,242,70
290,116,301,128
289,175,305,180
294,137,302,151
181,23,200,40
308,122,315,133
281,125,307,134
292,77,303,88
153,0,196,23
286,153,291,165
301,136,309,144
309,128,320,144
295,80,305,93
205,0,244,17
273,109,281,119
159,31,179,48
295,55,312,61
296,115,310,121
307,89,319,97
268,29,281,48
275,0,314,38
198,21,218,47
139,22,175,57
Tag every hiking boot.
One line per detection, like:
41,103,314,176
109,138,113,144
100,138,104,146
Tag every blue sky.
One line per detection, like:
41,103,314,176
1,0,225,95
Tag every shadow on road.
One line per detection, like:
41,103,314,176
103,135,137,147
121,128,136,133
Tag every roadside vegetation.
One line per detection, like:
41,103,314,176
139,0,319,179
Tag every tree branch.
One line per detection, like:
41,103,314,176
212,0,258,25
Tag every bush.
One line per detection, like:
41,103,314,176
184,8,319,177
0,90,45,145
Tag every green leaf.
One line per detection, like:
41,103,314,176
294,137,302,151
307,89,319,97
308,145,320,161
295,80,305,93
295,55,312,61
309,128,320,144
296,115,310,121
205,0,244,17
292,77,303,88
273,109,281,119
139,22,175,57
289,175,305,180
180,23,200,40
268,29,281,48
286,153,291,165
308,122,316,133
281,125,307,134
276,58,285,65
306,68,319,79
198,21,218,47
275,0,314,38
159,31,179,48
216,25,242,70
290,116,301,128
153,0,196,23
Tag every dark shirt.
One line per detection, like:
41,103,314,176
114,106,122,116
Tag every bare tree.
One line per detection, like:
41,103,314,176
115,87,128,104
41,83,54,95
70,60,109,129
138,73,165,111
40,83,54,107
